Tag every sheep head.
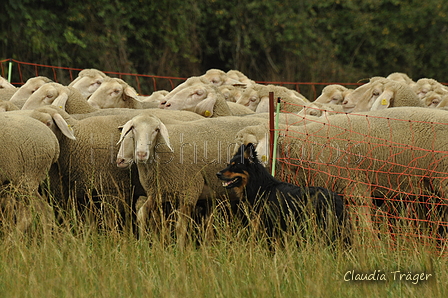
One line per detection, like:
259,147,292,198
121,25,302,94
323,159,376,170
315,84,350,105
236,86,260,111
424,88,448,108
116,114,172,165
412,78,444,100
9,76,53,104
163,84,217,117
68,68,107,98
87,77,140,109
21,82,69,110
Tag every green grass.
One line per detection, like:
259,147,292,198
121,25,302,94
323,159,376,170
0,199,446,298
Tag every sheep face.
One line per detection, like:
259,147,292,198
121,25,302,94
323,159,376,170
87,78,139,109
117,114,171,164
236,88,260,111
424,92,444,108
343,79,388,112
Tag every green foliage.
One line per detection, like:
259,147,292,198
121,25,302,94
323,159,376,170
1,0,448,82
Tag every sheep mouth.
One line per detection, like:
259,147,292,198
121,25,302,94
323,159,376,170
220,177,241,189
342,105,355,113
117,158,133,168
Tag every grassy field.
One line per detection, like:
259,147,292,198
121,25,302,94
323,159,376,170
0,200,446,298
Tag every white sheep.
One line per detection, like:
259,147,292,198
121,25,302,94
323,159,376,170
116,114,269,241
41,106,204,230
68,68,108,98
315,84,353,105
0,108,75,233
342,77,425,113
236,84,309,113
8,76,53,108
86,77,144,109
21,82,97,114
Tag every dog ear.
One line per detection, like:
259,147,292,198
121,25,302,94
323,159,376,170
244,143,258,163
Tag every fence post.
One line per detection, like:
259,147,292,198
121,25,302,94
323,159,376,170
271,97,281,176
269,92,275,174
7,58,13,83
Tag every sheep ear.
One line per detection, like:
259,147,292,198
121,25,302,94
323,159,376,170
52,113,76,140
194,92,216,117
255,96,270,113
158,121,172,151
117,119,134,145
255,135,269,166
51,92,69,110
243,143,257,163
68,76,82,87
124,86,139,101
371,89,394,110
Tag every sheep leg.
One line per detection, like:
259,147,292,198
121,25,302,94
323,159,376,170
175,202,196,248
345,180,376,242
136,195,154,238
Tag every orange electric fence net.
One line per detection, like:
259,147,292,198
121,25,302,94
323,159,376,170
275,99,448,251
0,59,362,99
0,59,187,95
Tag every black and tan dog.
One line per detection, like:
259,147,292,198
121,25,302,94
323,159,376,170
216,143,348,242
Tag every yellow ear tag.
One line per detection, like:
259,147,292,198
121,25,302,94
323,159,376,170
204,110,211,117
261,155,267,162
381,98,388,105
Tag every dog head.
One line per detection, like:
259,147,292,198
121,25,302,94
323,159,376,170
216,143,260,196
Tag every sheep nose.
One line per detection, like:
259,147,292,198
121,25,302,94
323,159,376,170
165,102,171,108
159,100,167,108
342,99,348,105
136,151,148,161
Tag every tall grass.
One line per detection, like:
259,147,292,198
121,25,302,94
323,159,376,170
0,194,446,298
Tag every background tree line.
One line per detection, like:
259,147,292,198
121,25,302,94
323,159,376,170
1,0,448,84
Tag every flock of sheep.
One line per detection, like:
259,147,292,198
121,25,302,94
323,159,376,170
0,68,447,241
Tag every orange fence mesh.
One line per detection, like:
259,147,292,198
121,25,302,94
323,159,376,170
0,59,187,96
275,99,448,251
0,59,363,99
